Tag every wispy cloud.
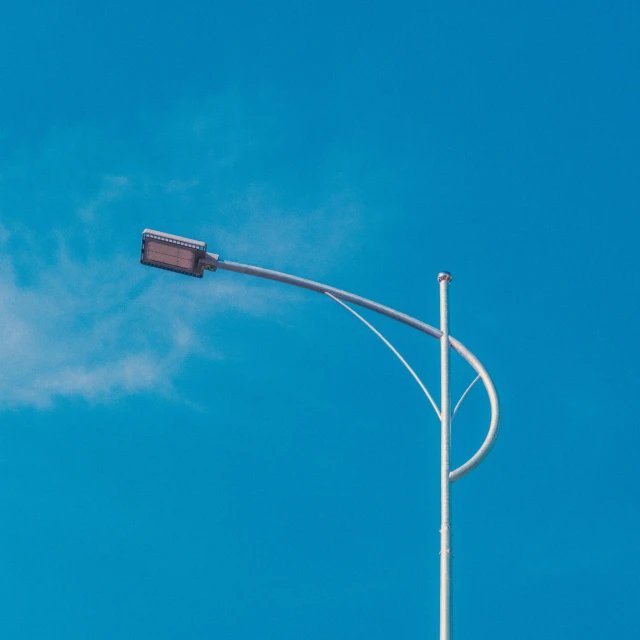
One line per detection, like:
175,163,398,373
0,237,302,408
0,222,10,245
77,175,129,222
0,247,160,408
0,91,367,408
206,184,362,274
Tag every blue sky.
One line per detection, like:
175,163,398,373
0,1,638,638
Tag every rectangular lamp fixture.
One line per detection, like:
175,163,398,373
140,229,208,277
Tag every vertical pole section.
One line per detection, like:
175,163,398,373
439,271,453,640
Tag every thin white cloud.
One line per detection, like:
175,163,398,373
31,355,169,404
0,91,368,409
77,174,129,222
163,178,200,193
205,185,362,274
0,221,10,245
0,244,300,409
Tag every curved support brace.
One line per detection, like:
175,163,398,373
452,375,481,421
216,259,500,482
325,292,441,419
448,337,500,482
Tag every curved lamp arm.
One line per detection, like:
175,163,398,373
215,258,500,483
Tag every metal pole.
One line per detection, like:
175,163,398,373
142,233,502,636
439,271,452,640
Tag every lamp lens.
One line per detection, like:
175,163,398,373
145,240,196,271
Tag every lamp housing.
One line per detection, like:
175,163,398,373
140,229,209,277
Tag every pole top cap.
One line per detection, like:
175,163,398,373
438,271,452,283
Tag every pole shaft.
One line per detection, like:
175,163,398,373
439,272,452,640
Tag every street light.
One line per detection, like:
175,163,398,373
140,229,500,640
140,229,218,277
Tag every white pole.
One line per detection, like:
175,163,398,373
439,271,453,640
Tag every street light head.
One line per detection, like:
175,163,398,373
438,271,452,283
140,229,209,278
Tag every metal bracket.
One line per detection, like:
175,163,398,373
199,252,220,272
